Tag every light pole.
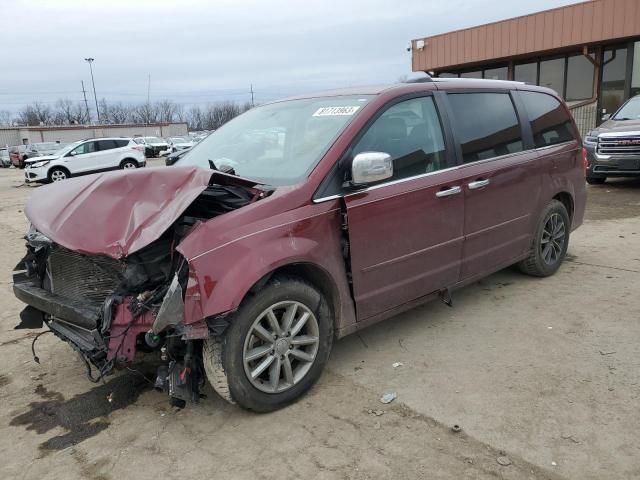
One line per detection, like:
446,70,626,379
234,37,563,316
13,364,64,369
84,58,100,123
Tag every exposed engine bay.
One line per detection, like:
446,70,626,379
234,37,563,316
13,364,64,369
13,181,270,407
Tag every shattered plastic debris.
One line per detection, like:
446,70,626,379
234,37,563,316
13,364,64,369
367,409,385,416
380,392,397,404
392,362,404,368
551,461,557,466
497,456,512,466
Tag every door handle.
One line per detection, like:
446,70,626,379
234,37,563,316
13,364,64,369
468,179,490,189
435,186,462,198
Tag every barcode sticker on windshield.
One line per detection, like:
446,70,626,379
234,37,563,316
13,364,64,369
313,106,360,116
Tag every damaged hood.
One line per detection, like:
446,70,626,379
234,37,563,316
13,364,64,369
25,166,214,259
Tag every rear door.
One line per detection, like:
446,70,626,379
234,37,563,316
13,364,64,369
444,91,541,281
94,140,121,169
343,95,465,320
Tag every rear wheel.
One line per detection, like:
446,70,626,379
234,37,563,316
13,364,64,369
48,167,69,182
586,176,606,185
518,200,570,277
120,159,138,169
203,276,333,412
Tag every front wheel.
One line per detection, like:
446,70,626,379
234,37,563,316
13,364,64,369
203,276,333,412
518,200,570,277
48,167,69,182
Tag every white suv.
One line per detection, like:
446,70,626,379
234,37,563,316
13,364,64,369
24,138,146,183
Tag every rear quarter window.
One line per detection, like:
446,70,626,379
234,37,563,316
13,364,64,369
446,92,524,163
115,140,130,148
519,91,576,148
97,140,117,151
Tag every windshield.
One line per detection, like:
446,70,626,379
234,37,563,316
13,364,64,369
52,141,81,157
146,137,164,143
178,95,371,185
613,96,640,120
170,137,188,143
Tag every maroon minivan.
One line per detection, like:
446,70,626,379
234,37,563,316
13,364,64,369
13,79,586,411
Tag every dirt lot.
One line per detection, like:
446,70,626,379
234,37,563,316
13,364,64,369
0,163,638,480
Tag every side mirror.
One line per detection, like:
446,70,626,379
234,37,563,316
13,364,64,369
351,152,393,186
68,150,77,156
601,113,611,121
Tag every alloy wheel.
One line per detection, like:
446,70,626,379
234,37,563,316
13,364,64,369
243,300,320,394
123,161,136,169
50,170,67,182
541,213,565,265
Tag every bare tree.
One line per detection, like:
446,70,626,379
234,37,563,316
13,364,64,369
0,110,12,126
187,106,204,131
103,101,132,124
12,98,249,129
18,102,54,126
156,100,177,123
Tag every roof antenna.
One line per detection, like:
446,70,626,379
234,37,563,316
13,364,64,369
402,72,433,83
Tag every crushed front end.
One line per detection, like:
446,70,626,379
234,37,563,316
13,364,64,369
13,178,267,407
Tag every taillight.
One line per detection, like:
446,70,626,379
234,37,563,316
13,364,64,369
581,147,588,175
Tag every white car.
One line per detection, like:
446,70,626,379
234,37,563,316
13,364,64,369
133,136,170,157
167,136,194,153
24,138,146,183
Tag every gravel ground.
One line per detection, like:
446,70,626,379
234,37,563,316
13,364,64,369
0,162,638,480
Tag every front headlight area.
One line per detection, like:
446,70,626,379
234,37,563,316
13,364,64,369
583,134,599,146
27,160,50,169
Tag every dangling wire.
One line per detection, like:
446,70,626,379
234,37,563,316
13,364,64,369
31,330,53,364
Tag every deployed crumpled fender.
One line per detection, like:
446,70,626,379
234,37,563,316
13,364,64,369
25,166,214,259
176,201,357,333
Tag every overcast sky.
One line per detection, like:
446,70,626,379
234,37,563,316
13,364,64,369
0,0,578,113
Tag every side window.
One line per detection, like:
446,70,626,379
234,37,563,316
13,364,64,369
97,140,117,151
447,92,524,163
352,96,446,181
71,141,97,155
520,91,576,148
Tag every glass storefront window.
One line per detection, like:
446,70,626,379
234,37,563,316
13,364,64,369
539,58,565,96
602,46,628,115
566,54,594,101
460,71,482,79
631,41,640,98
514,62,537,84
484,66,508,80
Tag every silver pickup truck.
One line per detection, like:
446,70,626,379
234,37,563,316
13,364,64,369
584,95,640,184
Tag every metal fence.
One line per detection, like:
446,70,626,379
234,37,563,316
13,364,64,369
0,123,188,147
569,101,597,139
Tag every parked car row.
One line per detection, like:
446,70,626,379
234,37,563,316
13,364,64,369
23,137,145,183
0,147,10,168
132,134,206,157
8,142,69,168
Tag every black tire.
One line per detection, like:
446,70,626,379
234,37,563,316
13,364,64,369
586,176,606,185
120,159,138,169
518,199,570,277
203,276,333,412
48,167,69,182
